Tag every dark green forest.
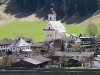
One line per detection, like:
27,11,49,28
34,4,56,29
16,0,98,17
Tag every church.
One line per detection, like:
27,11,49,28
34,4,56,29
44,4,69,42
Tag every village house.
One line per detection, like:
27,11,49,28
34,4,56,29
0,39,14,53
43,4,69,42
95,44,100,55
80,36,98,45
50,51,95,67
49,37,78,51
0,37,33,54
9,37,31,53
31,42,51,54
65,44,80,52
88,57,100,68
10,54,51,68
31,42,45,50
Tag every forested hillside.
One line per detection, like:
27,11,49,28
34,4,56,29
16,0,99,17
0,0,100,24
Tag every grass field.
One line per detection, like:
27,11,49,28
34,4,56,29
0,20,100,42
0,20,47,42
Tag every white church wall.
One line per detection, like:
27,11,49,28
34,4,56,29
44,31,55,41
45,23,53,29
48,14,56,21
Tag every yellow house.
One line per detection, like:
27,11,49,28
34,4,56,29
43,4,69,42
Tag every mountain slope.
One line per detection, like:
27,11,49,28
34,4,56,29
0,0,100,25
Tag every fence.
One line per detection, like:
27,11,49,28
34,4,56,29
0,69,100,75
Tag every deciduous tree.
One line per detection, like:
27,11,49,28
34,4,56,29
86,23,98,36
59,54,69,67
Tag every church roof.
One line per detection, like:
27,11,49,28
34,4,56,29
49,21,66,33
10,38,31,47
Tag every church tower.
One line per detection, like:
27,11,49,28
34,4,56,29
48,4,56,21
44,4,68,42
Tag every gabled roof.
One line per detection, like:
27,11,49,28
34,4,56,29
19,37,32,42
10,38,31,47
31,42,44,47
53,51,95,57
49,21,66,33
32,55,51,63
23,58,42,65
0,39,14,45
62,37,75,43
10,54,51,63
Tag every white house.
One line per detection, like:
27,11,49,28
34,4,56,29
0,39,14,53
44,4,69,42
10,37,31,53
88,58,100,68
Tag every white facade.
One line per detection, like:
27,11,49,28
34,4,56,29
88,61,100,68
44,21,68,42
10,38,31,52
0,45,10,53
0,40,14,53
48,14,56,21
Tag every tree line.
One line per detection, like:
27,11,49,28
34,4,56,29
16,0,98,17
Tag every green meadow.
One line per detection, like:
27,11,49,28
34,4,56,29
0,20,100,42
0,20,47,42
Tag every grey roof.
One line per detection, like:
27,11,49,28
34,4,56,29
62,37,75,43
10,54,51,63
23,58,42,65
95,58,100,62
53,51,95,57
31,43,44,47
45,21,66,33
9,54,30,63
72,56,84,61
32,55,51,63
0,39,14,45
10,38,31,47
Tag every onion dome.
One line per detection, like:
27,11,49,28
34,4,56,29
49,3,56,14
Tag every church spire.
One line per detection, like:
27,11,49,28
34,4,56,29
48,4,56,21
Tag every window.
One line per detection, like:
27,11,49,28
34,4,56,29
2,50,5,52
50,17,52,20
50,35,52,37
47,35,49,36
49,27,50,30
